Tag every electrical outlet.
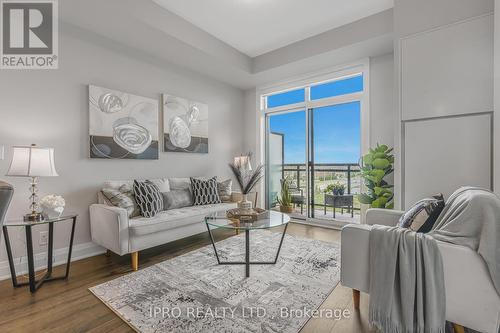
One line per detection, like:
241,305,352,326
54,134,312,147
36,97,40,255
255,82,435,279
39,231,48,246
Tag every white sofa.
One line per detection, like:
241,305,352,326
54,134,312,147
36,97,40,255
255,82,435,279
89,178,238,271
341,209,500,333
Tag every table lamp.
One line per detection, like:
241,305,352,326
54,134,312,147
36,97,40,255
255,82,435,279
6,144,59,221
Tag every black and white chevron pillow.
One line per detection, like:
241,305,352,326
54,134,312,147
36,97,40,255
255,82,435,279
133,180,163,217
191,177,221,205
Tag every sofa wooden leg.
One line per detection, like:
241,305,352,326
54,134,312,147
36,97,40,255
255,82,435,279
105,249,111,257
353,289,360,310
131,252,139,271
452,323,465,333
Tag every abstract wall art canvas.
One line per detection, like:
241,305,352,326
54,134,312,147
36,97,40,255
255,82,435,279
89,85,159,159
163,94,208,153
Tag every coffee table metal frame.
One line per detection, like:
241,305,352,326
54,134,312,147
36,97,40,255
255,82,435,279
205,214,289,278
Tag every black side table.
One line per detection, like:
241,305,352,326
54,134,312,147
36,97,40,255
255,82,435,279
2,214,78,293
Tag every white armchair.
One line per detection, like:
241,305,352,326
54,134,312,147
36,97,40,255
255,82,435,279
341,208,500,333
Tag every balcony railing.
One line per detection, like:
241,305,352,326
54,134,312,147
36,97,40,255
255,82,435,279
282,163,361,212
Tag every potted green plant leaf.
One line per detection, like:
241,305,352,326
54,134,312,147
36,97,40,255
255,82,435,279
357,143,394,209
325,182,345,195
277,177,293,213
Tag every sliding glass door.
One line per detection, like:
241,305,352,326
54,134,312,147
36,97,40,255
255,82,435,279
263,71,364,226
266,110,307,219
308,102,361,223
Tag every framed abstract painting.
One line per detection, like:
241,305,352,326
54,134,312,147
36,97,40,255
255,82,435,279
162,94,208,153
89,85,159,159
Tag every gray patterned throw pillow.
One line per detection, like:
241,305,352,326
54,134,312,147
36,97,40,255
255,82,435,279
133,180,163,218
398,194,445,233
102,184,140,218
191,177,221,205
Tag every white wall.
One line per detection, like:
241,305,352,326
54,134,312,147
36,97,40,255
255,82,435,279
495,0,500,196
243,88,258,155
393,0,494,208
369,53,395,192
370,53,395,147
0,29,245,271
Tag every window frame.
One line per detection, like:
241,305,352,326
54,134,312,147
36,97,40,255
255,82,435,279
260,64,366,114
255,59,370,214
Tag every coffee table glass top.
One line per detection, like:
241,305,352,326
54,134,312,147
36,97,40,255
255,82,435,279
4,214,78,227
205,210,290,230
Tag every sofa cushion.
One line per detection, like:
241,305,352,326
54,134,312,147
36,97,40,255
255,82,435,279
191,177,221,205
163,189,193,210
133,180,163,217
101,184,140,218
168,177,191,191
148,178,170,192
217,179,232,203
129,202,237,236
103,180,134,190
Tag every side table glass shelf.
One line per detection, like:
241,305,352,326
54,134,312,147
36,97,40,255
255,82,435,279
2,214,78,293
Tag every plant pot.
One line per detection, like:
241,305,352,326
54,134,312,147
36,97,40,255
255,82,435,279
333,189,345,196
280,205,293,214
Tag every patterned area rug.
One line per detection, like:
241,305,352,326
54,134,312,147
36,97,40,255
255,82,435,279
90,230,340,333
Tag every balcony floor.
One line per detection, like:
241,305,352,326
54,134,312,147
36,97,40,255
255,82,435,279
273,206,361,224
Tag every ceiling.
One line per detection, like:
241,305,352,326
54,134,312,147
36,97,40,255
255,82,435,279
60,0,394,89
153,0,394,57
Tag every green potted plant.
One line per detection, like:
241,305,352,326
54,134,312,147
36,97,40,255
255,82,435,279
357,143,394,209
325,183,345,196
277,178,293,213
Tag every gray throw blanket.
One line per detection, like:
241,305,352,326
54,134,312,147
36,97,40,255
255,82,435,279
430,187,500,294
369,226,446,333
369,187,500,333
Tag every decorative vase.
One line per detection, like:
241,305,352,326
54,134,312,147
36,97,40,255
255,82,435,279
39,195,66,219
238,193,253,211
41,205,64,219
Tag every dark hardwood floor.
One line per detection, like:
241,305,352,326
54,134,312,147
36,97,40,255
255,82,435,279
0,222,371,333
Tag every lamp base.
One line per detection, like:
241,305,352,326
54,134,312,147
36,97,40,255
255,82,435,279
24,212,44,222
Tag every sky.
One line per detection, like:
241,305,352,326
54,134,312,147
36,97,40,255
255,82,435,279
268,75,362,164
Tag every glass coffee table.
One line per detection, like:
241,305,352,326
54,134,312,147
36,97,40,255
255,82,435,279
204,210,290,278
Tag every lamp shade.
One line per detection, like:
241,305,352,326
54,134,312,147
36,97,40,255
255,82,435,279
6,146,58,177
234,155,252,171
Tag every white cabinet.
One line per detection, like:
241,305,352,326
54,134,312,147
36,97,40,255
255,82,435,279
404,114,491,208
401,14,493,121
400,13,494,208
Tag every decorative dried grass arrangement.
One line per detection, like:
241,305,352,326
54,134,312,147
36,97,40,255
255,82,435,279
229,152,264,195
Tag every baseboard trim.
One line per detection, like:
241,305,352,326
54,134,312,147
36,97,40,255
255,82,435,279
0,242,106,281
